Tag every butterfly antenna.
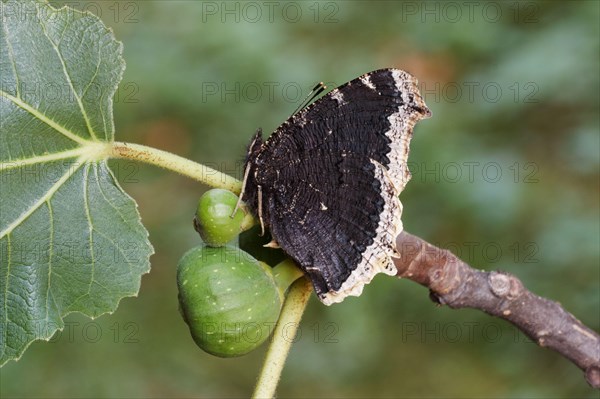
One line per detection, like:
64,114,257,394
231,163,251,218
292,82,327,115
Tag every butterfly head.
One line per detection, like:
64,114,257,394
239,128,267,228
245,128,264,166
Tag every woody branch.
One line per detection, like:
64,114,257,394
394,231,600,389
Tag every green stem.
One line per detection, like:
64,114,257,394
272,259,305,295
110,141,243,194
240,210,257,232
252,278,312,399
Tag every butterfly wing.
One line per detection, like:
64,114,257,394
248,69,430,304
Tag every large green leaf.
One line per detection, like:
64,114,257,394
0,0,153,365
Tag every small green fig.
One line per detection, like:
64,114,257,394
194,189,245,247
177,244,283,357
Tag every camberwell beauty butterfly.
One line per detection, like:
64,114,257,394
237,69,430,305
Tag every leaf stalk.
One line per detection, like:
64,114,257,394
110,141,243,193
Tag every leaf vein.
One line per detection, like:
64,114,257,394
35,3,98,141
0,90,89,146
91,223,135,283
82,164,96,298
1,9,20,98
80,45,102,111
92,165,138,232
0,161,84,239
0,148,86,172
56,10,69,46
45,200,54,322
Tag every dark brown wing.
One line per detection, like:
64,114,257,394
245,69,430,304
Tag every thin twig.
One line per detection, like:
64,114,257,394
394,231,600,389
253,277,312,399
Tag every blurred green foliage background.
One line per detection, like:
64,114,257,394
1,0,598,398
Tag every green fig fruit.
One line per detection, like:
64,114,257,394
194,189,245,247
177,245,283,357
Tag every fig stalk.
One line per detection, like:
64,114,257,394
252,277,312,399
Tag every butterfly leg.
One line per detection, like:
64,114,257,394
231,162,252,218
257,184,265,236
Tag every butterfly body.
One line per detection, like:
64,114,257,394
242,69,430,305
